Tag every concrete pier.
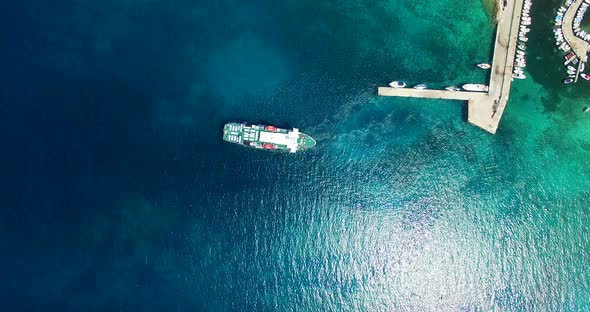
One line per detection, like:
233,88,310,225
378,0,525,134
562,0,590,82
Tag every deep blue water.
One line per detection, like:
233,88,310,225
2,0,590,310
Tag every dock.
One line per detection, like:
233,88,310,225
561,0,590,82
378,0,525,134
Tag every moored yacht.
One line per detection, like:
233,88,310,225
413,84,428,89
445,86,461,91
564,78,574,84
477,63,491,69
389,81,407,88
462,84,489,92
513,73,526,79
581,73,590,80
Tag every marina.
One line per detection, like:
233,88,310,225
378,0,527,134
556,0,590,83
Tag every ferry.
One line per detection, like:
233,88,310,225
389,81,407,88
223,123,316,153
413,84,428,89
462,84,489,92
477,63,491,69
445,86,461,91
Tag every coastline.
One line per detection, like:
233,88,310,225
482,0,502,23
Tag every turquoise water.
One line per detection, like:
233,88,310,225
2,0,590,310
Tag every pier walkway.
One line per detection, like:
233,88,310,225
562,0,590,82
378,0,524,134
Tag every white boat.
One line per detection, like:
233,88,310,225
445,86,461,91
512,73,526,79
462,84,489,92
564,78,574,84
413,84,428,89
477,63,491,69
389,81,407,88
518,44,526,50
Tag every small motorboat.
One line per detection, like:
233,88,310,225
567,65,576,71
445,86,461,91
581,73,590,80
513,73,526,80
389,81,407,88
413,84,428,89
583,107,590,112
564,78,574,84
477,63,491,69
518,44,526,50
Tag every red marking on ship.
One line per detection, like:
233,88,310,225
265,125,277,132
263,143,275,149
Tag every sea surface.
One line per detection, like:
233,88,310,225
2,0,590,310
